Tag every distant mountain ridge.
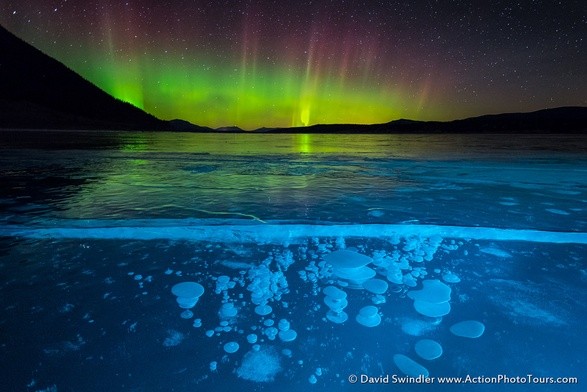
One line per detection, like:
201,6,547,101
255,106,587,134
1,24,585,133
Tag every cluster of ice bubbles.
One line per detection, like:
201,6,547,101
167,234,485,383
319,246,485,377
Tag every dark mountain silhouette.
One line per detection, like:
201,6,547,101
255,106,587,134
0,24,168,130
168,119,214,132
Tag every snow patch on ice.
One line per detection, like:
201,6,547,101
163,330,184,347
236,346,282,382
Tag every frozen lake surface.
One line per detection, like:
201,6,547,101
0,131,586,391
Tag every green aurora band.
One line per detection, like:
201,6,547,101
73,51,422,130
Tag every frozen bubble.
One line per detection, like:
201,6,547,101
324,250,373,269
308,374,318,384
442,273,461,283
247,334,258,344
171,282,205,298
217,275,230,284
363,278,389,294
450,320,485,338
332,265,376,285
393,354,429,377
278,329,297,342
315,367,322,376
414,339,443,360
407,280,451,304
192,319,202,328
402,274,418,287
219,302,238,318
263,319,275,327
254,304,273,316
387,270,403,285
356,314,382,327
264,327,278,340
205,330,214,337
176,296,199,309
356,306,382,327
323,285,347,300
359,306,379,317
209,361,217,371
223,341,240,354
326,310,349,324
215,275,232,293
324,296,348,312
413,300,451,318
278,319,290,331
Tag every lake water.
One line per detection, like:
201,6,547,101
0,131,586,391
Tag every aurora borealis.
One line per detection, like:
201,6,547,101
1,1,585,129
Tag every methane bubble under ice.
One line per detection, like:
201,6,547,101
393,354,429,377
324,250,376,287
171,281,205,298
356,305,382,327
450,320,486,338
323,285,349,324
323,250,373,268
171,281,205,319
442,272,461,283
363,278,389,294
414,339,443,360
278,329,298,342
407,279,452,317
223,341,240,354
413,300,451,317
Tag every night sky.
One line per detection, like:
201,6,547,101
1,1,585,129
